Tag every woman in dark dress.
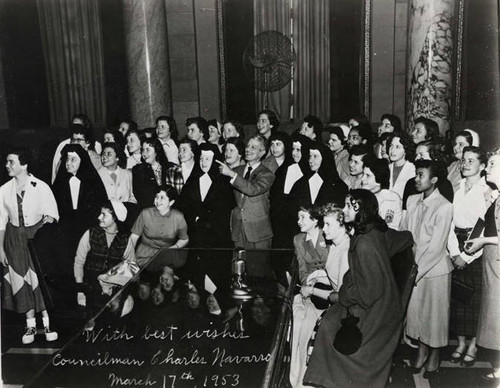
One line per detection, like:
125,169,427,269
289,141,348,216
132,138,174,209
177,143,235,248
270,133,309,248
52,144,108,261
303,189,413,388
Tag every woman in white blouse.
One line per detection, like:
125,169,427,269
388,133,416,199
0,149,59,344
448,146,492,367
98,142,136,204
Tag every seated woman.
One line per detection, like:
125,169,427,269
98,142,136,204
73,200,135,306
303,189,413,388
290,204,350,388
223,137,245,169
125,128,143,170
130,185,189,268
53,143,108,260
132,138,174,209
361,156,402,230
177,143,235,248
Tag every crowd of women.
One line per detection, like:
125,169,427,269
0,111,499,387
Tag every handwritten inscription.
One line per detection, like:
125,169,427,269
212,348,271,368
53,352,144,367
180,324,249,340
150,349,208,366
109,373,157,387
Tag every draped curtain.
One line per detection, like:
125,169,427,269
253,0,330,122
292,0,330,121
254,0,292,122
37,0,106,127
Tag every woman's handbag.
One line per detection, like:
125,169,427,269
333,308,362,355
98,260,140,295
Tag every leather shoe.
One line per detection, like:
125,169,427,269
449,350,464,363
461,353,476,367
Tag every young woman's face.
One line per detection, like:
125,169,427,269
412,122,427,144
323,214,345,242
224,144,241,166
127,133,141,154
485,154,500,187
270,140,285,158
292,141,302,163
156,120,171,140
200,150,214,173
208,124,221,144
378,118,394,137
98,208,116,229
142,143,157,165
415,144,431,161
101,147,118,168
154,190,173,212
103,132,115,143
65,152,81,175
453,135,470,160
361,167,380,193
222,123,239,140
461,151,484,178
389,137,406,163
342,196,359,224
347,129,363,148
297,210,318,234
309,149,323,172
300,122,315,140
328,134,343,153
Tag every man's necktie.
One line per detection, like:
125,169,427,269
244,166,253,180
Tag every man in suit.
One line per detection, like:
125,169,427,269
218,134,275,249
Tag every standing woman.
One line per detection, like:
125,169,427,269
289,142,348,215
0,149,59,344
98,142,136,204
53,144,108,259
448,146,490,366
132,138,173,209
223,137,246,169
270,134,311,248
447,130,480,193
465,148,500,381
177,143,235,248
304,190,413,388
388,133,416,199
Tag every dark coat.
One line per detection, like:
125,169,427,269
132,162,174,209
177,172,235,248
303,227,413,388
289,174,348,213
52,144,108,250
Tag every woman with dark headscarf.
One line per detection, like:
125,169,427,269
289,140,348,216
177,143,235,247
270,134,311,248
303,190,413,388
53,143,108,256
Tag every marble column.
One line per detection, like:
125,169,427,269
406,0,455,135
123,0,171,128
